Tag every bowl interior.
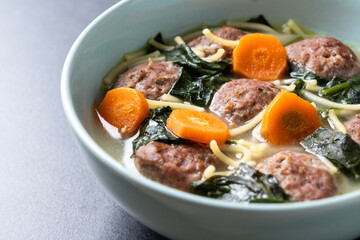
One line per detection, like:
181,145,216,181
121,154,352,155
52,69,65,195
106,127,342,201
62,0,360,209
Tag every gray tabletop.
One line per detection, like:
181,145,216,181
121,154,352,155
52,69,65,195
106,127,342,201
0,0,167,239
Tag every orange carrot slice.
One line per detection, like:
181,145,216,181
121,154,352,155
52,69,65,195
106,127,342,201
232,33,287,81
166,109,229,145
261,92,322,145
97,88,149,136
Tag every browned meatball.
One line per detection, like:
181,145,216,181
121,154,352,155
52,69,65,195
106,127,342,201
255,151,337,202
286,37,360,80
209,79,279,126
113,61,181,100
345,114,360,145
135,142,217,191
187,26,245,60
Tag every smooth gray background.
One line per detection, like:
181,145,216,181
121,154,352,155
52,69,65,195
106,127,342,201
0,0,167,239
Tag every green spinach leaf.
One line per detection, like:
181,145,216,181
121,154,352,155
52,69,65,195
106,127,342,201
164,44,229,75
248,14,272,27
289,62,329,86
292,79,306,95
225,140,237,145
319,75,360,104
164,44,231,106
169,69,231,106
300,127,360,180
132,106,186,155
290,62,360,103
317,109,331,122
190,163,291,203
146,33,167,53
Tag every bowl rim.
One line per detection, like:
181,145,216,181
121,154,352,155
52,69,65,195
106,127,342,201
61,0,360,211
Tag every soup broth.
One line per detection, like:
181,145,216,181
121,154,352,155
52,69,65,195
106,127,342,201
92,17,360,203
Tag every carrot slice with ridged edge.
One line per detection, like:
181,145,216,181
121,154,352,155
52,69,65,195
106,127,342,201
232,33,287,81
261,92,322,145
97,87,149,136
166,109,229,145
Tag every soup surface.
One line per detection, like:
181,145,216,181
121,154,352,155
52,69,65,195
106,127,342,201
93,16,360,203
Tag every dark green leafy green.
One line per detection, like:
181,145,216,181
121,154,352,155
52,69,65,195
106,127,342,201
164,44,229,75
190,163,291,203
164,44,231,106
289,63,329,86
146,33,167,53
292,79,306,95
132,106,186,155
226,140,237,145
300,127,360,180
248,14,272,27
290,63,360,104
319,75,360,104
317,109,348,123
169,69,231,106
317,109,330,121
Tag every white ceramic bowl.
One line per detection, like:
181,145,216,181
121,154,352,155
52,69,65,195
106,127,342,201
61,0,360,239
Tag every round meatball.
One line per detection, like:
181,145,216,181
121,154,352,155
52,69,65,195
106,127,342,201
135,142,217,191
187,26,245,60
209,79,280,126
113,61,181,100
286,37,360,80
345,114,360,145
255,151,337,202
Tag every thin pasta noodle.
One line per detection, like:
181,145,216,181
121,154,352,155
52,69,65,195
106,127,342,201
202,48,225,62
192,45,206,57
237,139,269,159
222,139,269,160
174,36,185,45
283,19,310,38
146,99,205,111
148,38,175,51
301,90,360,110
272,79,323,92
127,56,166,69
191,47,206,58
229,109,265,137
317,155,339,175
210,140,239,167
225,20,278,34
159,94,183,103
202,168,236,180
202,165,216,180
192,45,204,51
220,144,252,162
246,161,257,167
271,78,297,85
280,84,296,92
304,80,323,92
124,50,147,60
211,170,236,177
328,109,347,134
202,28,238,49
